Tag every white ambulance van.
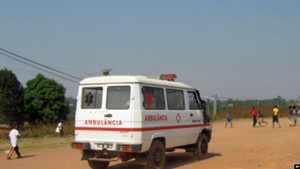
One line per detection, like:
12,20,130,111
72,74,211,169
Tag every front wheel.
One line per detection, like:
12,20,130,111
88,160,109,169
144,140,166,169
193,133,208,160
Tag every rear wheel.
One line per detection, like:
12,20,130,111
144,140,166,169
120,153,132,162
193,134,208,160
88,160,109,169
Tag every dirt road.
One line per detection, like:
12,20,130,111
1,118,299,169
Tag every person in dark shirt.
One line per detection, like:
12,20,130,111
293,105,298,126
258,110,268,127
288,105,294,127
225,113,233,128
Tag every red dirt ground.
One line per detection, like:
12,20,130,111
1,118,300,169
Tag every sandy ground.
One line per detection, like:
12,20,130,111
1,118,300,169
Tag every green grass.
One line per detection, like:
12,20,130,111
0,135,74,151
0,121,74,139
0,121,75,151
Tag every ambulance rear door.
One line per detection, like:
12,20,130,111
74,84,136,150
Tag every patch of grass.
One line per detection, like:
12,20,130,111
0,135,74,151
0,120,75,151
0,120,74,139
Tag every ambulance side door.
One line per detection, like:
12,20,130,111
187,90,204,144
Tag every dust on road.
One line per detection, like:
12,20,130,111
1,118,299,169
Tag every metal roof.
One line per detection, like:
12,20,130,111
80,75,193,89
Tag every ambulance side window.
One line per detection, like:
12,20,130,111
142,86,165,110
82,87,103,109
166,89,185,110
107,86,130,109
188,91,199,110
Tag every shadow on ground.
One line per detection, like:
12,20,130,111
109,152,221,169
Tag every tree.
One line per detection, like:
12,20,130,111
0,68,25,125
24,74,69,124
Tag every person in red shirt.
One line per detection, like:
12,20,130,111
250,106,257,127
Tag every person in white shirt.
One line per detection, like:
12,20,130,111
7,127,22,159
55,121,63,136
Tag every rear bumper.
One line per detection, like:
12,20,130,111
72,142,142,152
72,141,143,161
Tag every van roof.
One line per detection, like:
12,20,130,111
80,75,193,89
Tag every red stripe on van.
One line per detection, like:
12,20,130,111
75,123,210,132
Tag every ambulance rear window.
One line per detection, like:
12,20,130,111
82,87,103,109
107,86,130,109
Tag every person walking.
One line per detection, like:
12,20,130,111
7,126,22,159
293,105,298,126
258,110,268,127
225,112,233,128
288,105,294,127
272,105,281,128
250,106,257,127
55,121,63,137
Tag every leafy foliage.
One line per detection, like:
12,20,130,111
24,74,69,124
0,68,25,125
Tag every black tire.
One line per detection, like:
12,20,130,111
82,150,95,160
88,160,109,169
120,154,131,162
193,134,208,160
144,140,166,169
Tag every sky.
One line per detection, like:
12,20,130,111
0,1,299,100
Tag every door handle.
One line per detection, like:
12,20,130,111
104,114,112,118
